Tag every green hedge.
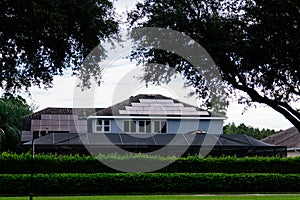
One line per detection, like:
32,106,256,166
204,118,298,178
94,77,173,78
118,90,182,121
0,173,300,195
1,152,300,174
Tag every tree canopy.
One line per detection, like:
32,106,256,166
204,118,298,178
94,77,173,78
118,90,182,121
223,123,276,140
0,94,32,151
128,0,300,131
0,0,119,92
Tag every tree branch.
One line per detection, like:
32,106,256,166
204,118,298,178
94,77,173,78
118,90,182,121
231,80,300,131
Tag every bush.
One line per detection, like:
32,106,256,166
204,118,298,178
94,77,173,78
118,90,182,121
0,152,300,174
0,173,300,195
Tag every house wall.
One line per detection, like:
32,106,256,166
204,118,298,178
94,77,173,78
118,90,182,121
167,119,223,134
112,119,124,132
89,118,223,134
287,150,300,157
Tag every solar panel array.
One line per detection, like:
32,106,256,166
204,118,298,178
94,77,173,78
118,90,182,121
30,114,87,133
119,99,209,116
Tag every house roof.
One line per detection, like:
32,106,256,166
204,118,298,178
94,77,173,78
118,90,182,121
93,94,225,118
22,107,104,131
261,127,300,148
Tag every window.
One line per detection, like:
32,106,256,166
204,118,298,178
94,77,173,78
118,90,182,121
154,120,167,133
124,120,137,133
123,120,166,133
138,120,151,133
131,120,136,133
95,119,110,132
124,120,130,132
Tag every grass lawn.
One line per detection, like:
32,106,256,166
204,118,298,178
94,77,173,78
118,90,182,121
0,195,300,200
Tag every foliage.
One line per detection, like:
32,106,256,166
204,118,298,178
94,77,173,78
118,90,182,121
2,196,300,200
1,173,300,194
223,123,276,140
1,152,299,174
0,0,119,92
0,95,32,151
127,0,300,130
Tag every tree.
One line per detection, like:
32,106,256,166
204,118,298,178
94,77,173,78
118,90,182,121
0,94,32,151
0,0,119,92
223,123,276,140
128,0,300,131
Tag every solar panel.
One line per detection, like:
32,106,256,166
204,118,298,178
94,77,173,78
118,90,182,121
119,98,209,116
197,111,210,115
136,110,150,115
131,103,144,107
21,131,33,142
182,107,197,111
145,105,164,110
41,114,51,119
149,110,168,115
173,103,184,107
125,106,144,111
164,107,178,111
156,99,174,104
139,103,150,107
139,99,158,103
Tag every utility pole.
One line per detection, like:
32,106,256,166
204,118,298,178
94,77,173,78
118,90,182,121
30,132,35,200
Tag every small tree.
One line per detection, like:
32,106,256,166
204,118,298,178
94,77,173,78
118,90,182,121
0,94,32,151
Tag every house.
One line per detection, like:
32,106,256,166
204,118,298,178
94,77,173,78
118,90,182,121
20,94,286,157
86,94,226,135
261,127,300,157
21,94,226,143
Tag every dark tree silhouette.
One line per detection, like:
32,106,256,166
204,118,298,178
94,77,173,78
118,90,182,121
128,0,300,131
0,94,32,151
1,0,119,92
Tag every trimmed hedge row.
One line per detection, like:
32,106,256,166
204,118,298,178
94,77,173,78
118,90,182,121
1,152,300,174
1,173,300,194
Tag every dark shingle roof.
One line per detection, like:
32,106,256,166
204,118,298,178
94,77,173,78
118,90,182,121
261,127,300,148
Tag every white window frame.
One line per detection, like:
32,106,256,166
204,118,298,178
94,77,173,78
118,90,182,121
123,120,167,134
95,119,111,133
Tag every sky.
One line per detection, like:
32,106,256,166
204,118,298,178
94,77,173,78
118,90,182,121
4,0,298,132
21,62,295,131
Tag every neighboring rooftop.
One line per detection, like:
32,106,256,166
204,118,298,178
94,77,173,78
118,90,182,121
261,127,300,148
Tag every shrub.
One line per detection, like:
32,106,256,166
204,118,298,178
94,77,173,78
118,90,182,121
0,173,299,195
0,152,299,174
